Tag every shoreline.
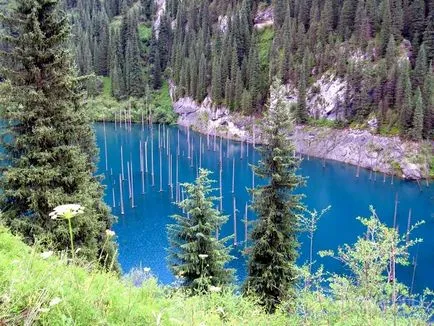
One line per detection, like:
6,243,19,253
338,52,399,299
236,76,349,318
94,116,433,182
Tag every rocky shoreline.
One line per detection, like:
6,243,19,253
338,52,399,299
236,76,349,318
173,96,433,180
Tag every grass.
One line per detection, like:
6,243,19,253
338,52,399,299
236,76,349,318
256,27,274,70
0,225,430,325
102,77,112,98
86,80,177,124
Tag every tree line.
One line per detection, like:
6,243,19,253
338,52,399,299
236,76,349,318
41,0,433,140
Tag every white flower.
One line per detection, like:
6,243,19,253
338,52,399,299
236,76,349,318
198,254,208,260
216,306,225,315
49,204,84,220
143,267,151,273
49,297,62,307
209,286,221,292
40,251,53,259
105,229,115,238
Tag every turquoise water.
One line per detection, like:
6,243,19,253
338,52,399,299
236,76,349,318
94,122,434,294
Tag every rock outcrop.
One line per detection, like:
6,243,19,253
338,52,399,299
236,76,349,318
173,95,431,180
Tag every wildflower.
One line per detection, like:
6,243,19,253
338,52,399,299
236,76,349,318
209,286,221,292
198,254,208,260
49,204,84,220
105,229,116,238
40,251,53,259
143,267,151,273
216,306,225,315
49,297,62,307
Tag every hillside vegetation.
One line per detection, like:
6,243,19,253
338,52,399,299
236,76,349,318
54,0,434,140
0,225,431,325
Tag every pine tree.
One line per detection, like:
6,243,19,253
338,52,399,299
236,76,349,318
385,35,397,68
422,64,434,139
197,53,207,102
151,46,162,90
423,12,434,62
410,87,424,140
244,79,306,313
274,0,286,29
409,0,426,41
211,56,222,104
391,0,404,37
167,169,234,293
380,0,392,55
396,61,413,133
413,43,428,89
297,56,309,123
0,0,118,267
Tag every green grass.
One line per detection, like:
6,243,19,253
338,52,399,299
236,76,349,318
0,225,430,325
256,27,274,69
102,77,112,98
308,118,338,128
378,125,401,137
149,81,177,124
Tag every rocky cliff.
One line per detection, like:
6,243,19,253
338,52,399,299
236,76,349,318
172,92,432,180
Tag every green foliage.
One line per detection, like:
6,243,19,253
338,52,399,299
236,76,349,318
1,211,431,324
0,0,117,269
257,27,274,70
319,206,429,316
86,81,177,125
167,169,234,294
102,77,113,98
244,80,306,313
138,23,152,42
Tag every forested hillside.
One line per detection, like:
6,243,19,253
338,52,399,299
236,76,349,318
39,0,434,139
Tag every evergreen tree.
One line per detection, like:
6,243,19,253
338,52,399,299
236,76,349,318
380,0,392,55
244,79,306,313
211,56,223,104
413,43,428,89
422,64,434,138
151,46,162,89
410,87,424,140
296,56,309,123
0,0,118,266
423,12,434,62
396,61,413,133
197,53,207,102
167,169,234,293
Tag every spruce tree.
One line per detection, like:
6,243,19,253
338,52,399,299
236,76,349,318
244,79,306,313
0,0,117,266
396,61,413,132
423,12,434,62
297,56,309,123
380,0,392,55
422,63,434,139
410,87,424,140
413,43,428,89
167,169,234,293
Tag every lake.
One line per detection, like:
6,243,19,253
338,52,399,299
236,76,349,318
94,122,434,294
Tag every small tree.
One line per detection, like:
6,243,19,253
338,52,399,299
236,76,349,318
244,79,306,313
167,169,234,293
320,206,424,307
